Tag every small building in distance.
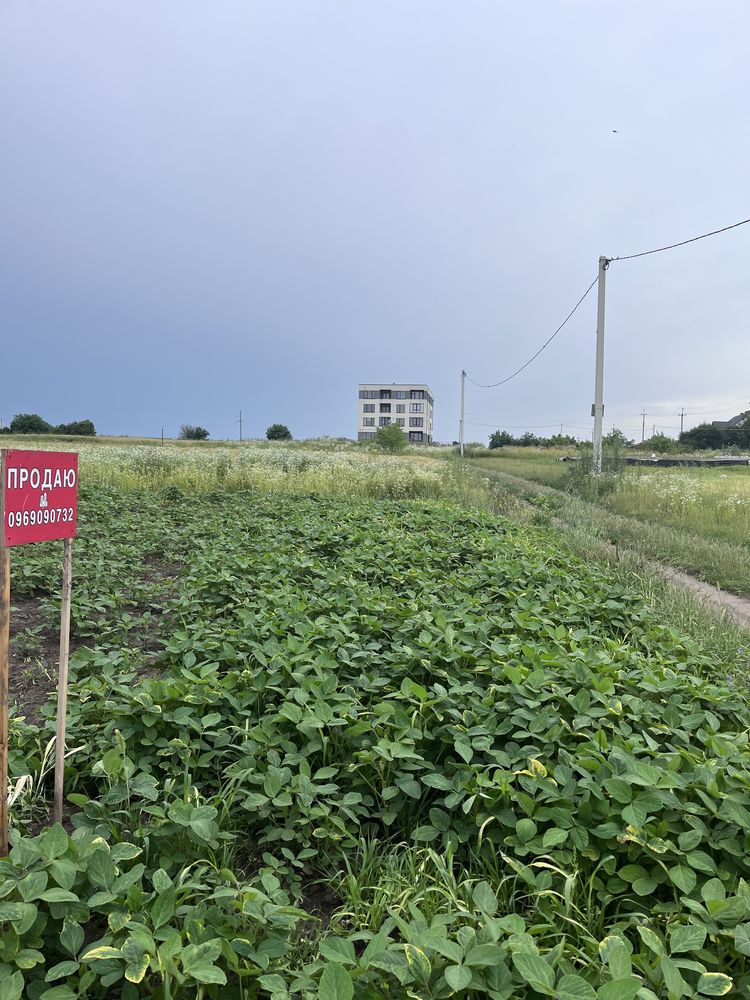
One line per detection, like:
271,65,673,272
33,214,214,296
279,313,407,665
357,383,434,443
712,411,748,430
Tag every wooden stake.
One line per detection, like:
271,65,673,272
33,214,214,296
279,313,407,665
53,537,73,826
0,450,9,855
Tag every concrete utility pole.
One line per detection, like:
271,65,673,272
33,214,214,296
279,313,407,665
641,409,647,442
459,370,466,458
679,408,686,435
238,410,243,443
591,256,608,474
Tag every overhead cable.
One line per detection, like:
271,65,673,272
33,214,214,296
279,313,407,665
610,216,750,262
465,274,599,389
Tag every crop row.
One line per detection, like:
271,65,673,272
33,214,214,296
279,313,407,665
3,487,750,997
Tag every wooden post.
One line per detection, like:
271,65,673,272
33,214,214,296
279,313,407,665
0,450,9,855
53,537,73,825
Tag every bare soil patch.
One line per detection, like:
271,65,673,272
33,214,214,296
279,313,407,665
8,597,60,725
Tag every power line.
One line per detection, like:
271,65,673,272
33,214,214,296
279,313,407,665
465,274,599,389
610,215,750,262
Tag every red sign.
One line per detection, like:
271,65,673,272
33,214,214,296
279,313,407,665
1,450,78,547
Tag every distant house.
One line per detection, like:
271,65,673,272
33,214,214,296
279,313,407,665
357,383,434,443
712,411,749,430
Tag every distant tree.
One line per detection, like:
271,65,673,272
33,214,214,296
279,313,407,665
10,413,52,434
603,428,633,448
679,423,725,451
180,425,210,440
634,432,681,454
375,423,406,453
266,424,292,441
488,430,513,449
55,419,96,436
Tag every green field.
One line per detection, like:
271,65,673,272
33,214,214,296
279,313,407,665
3,442,750,998
470,449,750,596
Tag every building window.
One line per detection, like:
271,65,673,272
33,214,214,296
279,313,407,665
396,418,405,426
363,404,375,413
360,390,378,399
409,431,424,442
379,403,391,413
379,416,391,427
379,389,392,399
395,404,405,413
363,417,375,427
409,402,423,413
410,390,424,399
394,391,407,399
409,417,423,427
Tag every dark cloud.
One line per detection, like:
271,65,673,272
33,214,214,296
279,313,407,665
1,1,748,440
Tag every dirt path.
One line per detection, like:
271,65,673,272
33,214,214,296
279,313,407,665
657,564,750,631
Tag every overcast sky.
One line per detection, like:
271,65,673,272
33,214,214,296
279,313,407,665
1,2,748,442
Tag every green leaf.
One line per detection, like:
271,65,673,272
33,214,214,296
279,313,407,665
464,944,506,967
701,879,726,903
14,948,45,970
150,887,175,930
512,952,554,990
17,872,47,902
319,938,357,965
188,805,218,841
556,973,597,1000
417,932,463,964
11,903,37,936
660,957,687,998
637,926,663,955
125,953,150,984
621,803,647,828
80,945,123,962
45,961,81,982
405,944,431,985
40,889,79,904
151,869,172,893
395,776,421,799
516,818,537,844
40,825,69,861
319,963,354,1000
38,989,77,1000
596,982,641,1000
734,922,750,957
445,964,473,991
599,937,631,980
0,971,24,1000
669,924,707,954
542,827,568,848
669,865,697,895
110,843,143,863
473,881,498,915
48,859,77,891
88,851,115,891
181,940,226,984
60,918,85,959
696,973,733,996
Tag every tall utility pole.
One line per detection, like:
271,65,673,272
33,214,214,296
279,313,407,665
459,370,466,457
641,409,647,442
679,408,686,435
591,256,608,474
238,410,243,443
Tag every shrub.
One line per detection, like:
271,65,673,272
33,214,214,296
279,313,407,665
266,423,293,441
54,420,96,436
179,425,209,440
10,413,52,434
375,423,407,452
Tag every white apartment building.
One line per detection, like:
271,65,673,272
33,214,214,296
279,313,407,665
357,383,434,444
